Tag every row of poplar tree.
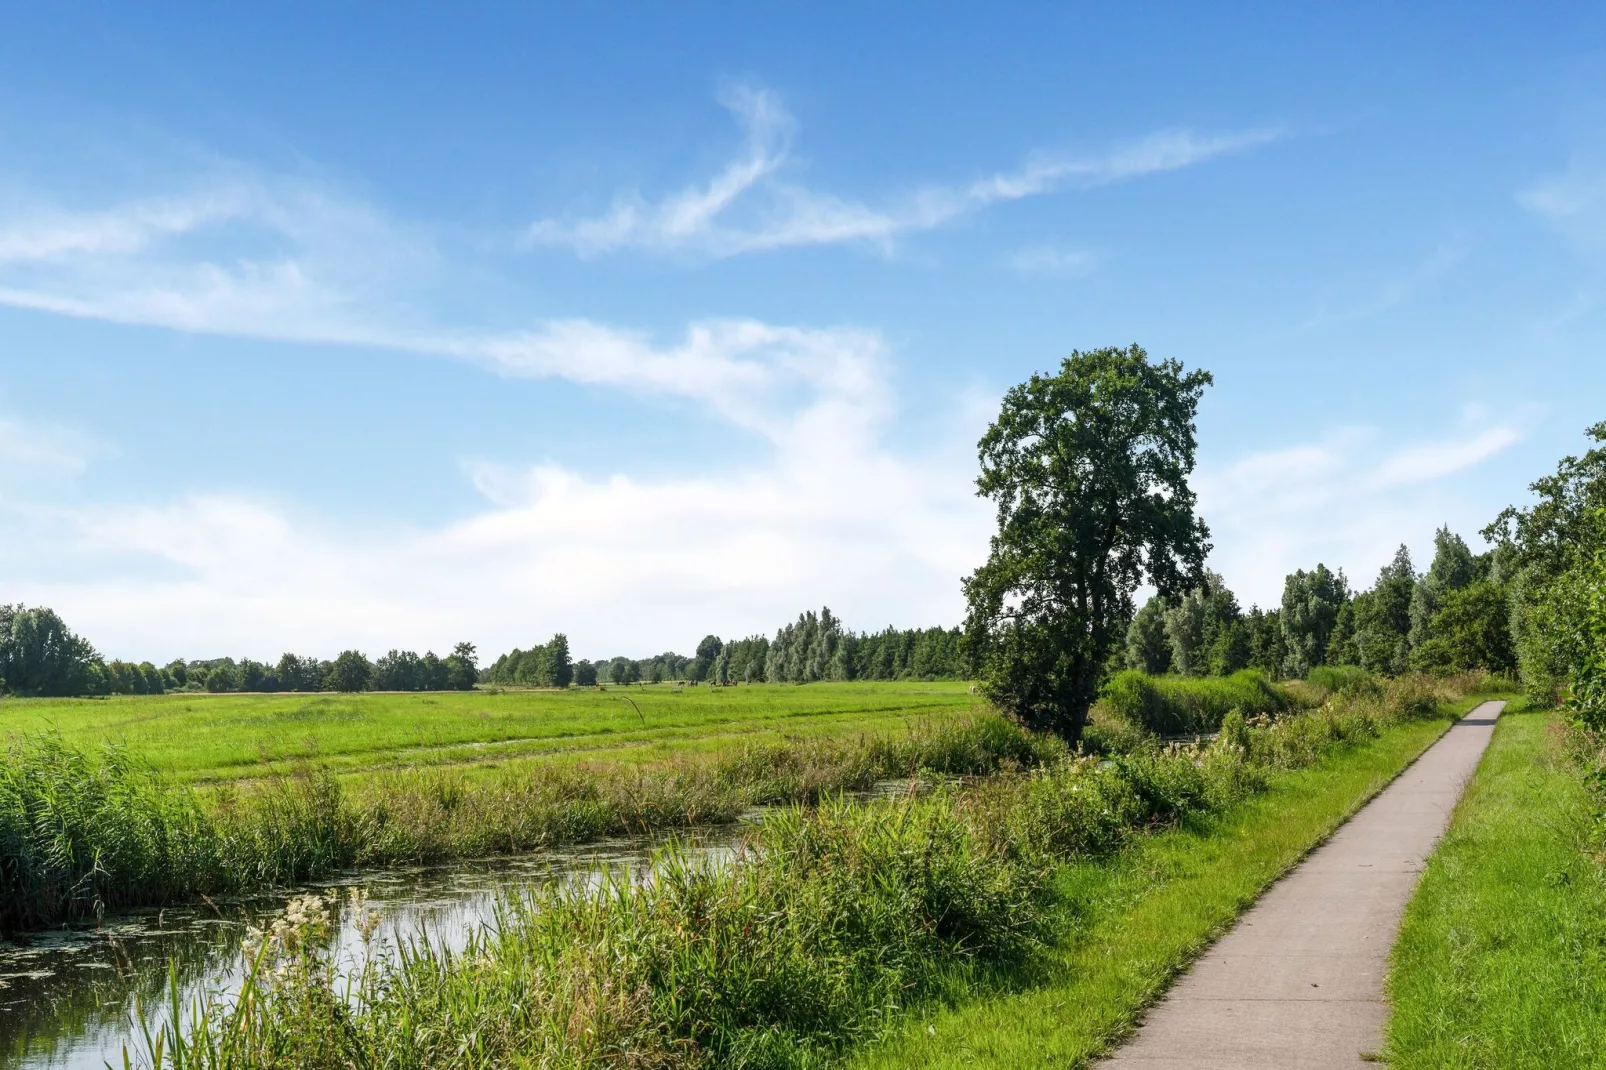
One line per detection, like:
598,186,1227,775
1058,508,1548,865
1124,526,1516,681
480,610,966,689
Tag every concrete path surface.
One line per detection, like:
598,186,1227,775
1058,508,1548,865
1098,699,1505,1069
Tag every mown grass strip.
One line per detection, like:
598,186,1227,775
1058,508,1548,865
849,697,1490,1070
1384,704,1606,1069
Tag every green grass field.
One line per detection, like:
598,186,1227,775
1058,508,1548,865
1385,704,1606,1068
0,681,980,783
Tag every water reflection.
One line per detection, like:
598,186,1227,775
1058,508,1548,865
0,781,916,1070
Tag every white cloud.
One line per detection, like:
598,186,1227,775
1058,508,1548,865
0,173,900,450
13,390,992,662
1520,157,1606,252
0,173,435,346
528,88,1280,258
1293,238,1467,334
0,415,102,477
1007,246,1098,276
1371,426,1522,488
1197,422,1525,607
443,318,890,446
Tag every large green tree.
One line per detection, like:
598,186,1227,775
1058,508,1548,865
0,604,100,696
1124,596,1172,674
1279,564,1348,676
963,345,1212,741
326,650,373,693
1409,580,1517,675
1353,546,1416,674
1485,423,1606,703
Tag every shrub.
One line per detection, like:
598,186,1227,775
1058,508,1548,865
1096,669,1291,735
1305,665,1372,694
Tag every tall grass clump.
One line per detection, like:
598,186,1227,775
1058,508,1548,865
1304,664,1372,695
129,676,1473,1070
1096,668,1292,736
0,734,211,932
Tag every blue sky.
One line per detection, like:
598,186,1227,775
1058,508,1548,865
2,4,1604,662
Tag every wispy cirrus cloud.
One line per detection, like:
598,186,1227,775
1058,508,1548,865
0,414,104,478
1521,155,1606,253
0,171,894,451
527,86,1282,258
1370,425,1523,488
1292,238,1467,335
1006,246,1098,276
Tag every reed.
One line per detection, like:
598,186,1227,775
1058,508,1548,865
1,712,1056,933
127,675,1471,1069
1095,668,1293,735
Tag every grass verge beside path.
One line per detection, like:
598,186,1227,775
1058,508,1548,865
1385,704,1606,1068
850,697,1490,1070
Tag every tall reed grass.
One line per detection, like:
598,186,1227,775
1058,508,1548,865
1,713,1060,933
1095,668,1292,736
129,674,1472,1070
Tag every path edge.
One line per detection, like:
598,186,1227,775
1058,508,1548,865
1085,696,1508,1065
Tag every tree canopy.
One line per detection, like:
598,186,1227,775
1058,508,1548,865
964,345,1212,740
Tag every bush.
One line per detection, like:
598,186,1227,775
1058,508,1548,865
1305,665,1372,694
1096,669,1291,735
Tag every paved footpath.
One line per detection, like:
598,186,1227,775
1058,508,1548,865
1099,699,1505,1069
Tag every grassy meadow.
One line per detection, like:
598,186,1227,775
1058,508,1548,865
0,680,981,784
125,676,1488,1070
1385,703,1606,1068
1,681,1052,932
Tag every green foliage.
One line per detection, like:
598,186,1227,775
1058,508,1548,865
1217,707,1251,756
1409,580,1517,676
0,709,1047,934
0,735,209,931
485,634,577,688
1161,572,1243,677
0,604,100,696
1352,545,1417,674
324,650,373,693
766,607,851,682
1304,664,1372,694
1387,709,1606,1067
1096,669,1290,735
1408,525,1478,650
964,345,1213,740
1279,564,1349,676
205,660,240,693
1569,526,1606,729
1125,596,1171,674
1485,422,1606,705
693,633,724,681
1246,606,1287,677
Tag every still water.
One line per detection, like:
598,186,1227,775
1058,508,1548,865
0,785,913,1070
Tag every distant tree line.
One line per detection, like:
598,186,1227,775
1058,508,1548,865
0,616,479,697
1122,525,1516,682
480,610,966,690
482,635,574,688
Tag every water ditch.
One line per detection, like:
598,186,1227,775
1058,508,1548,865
0,781,918,1070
